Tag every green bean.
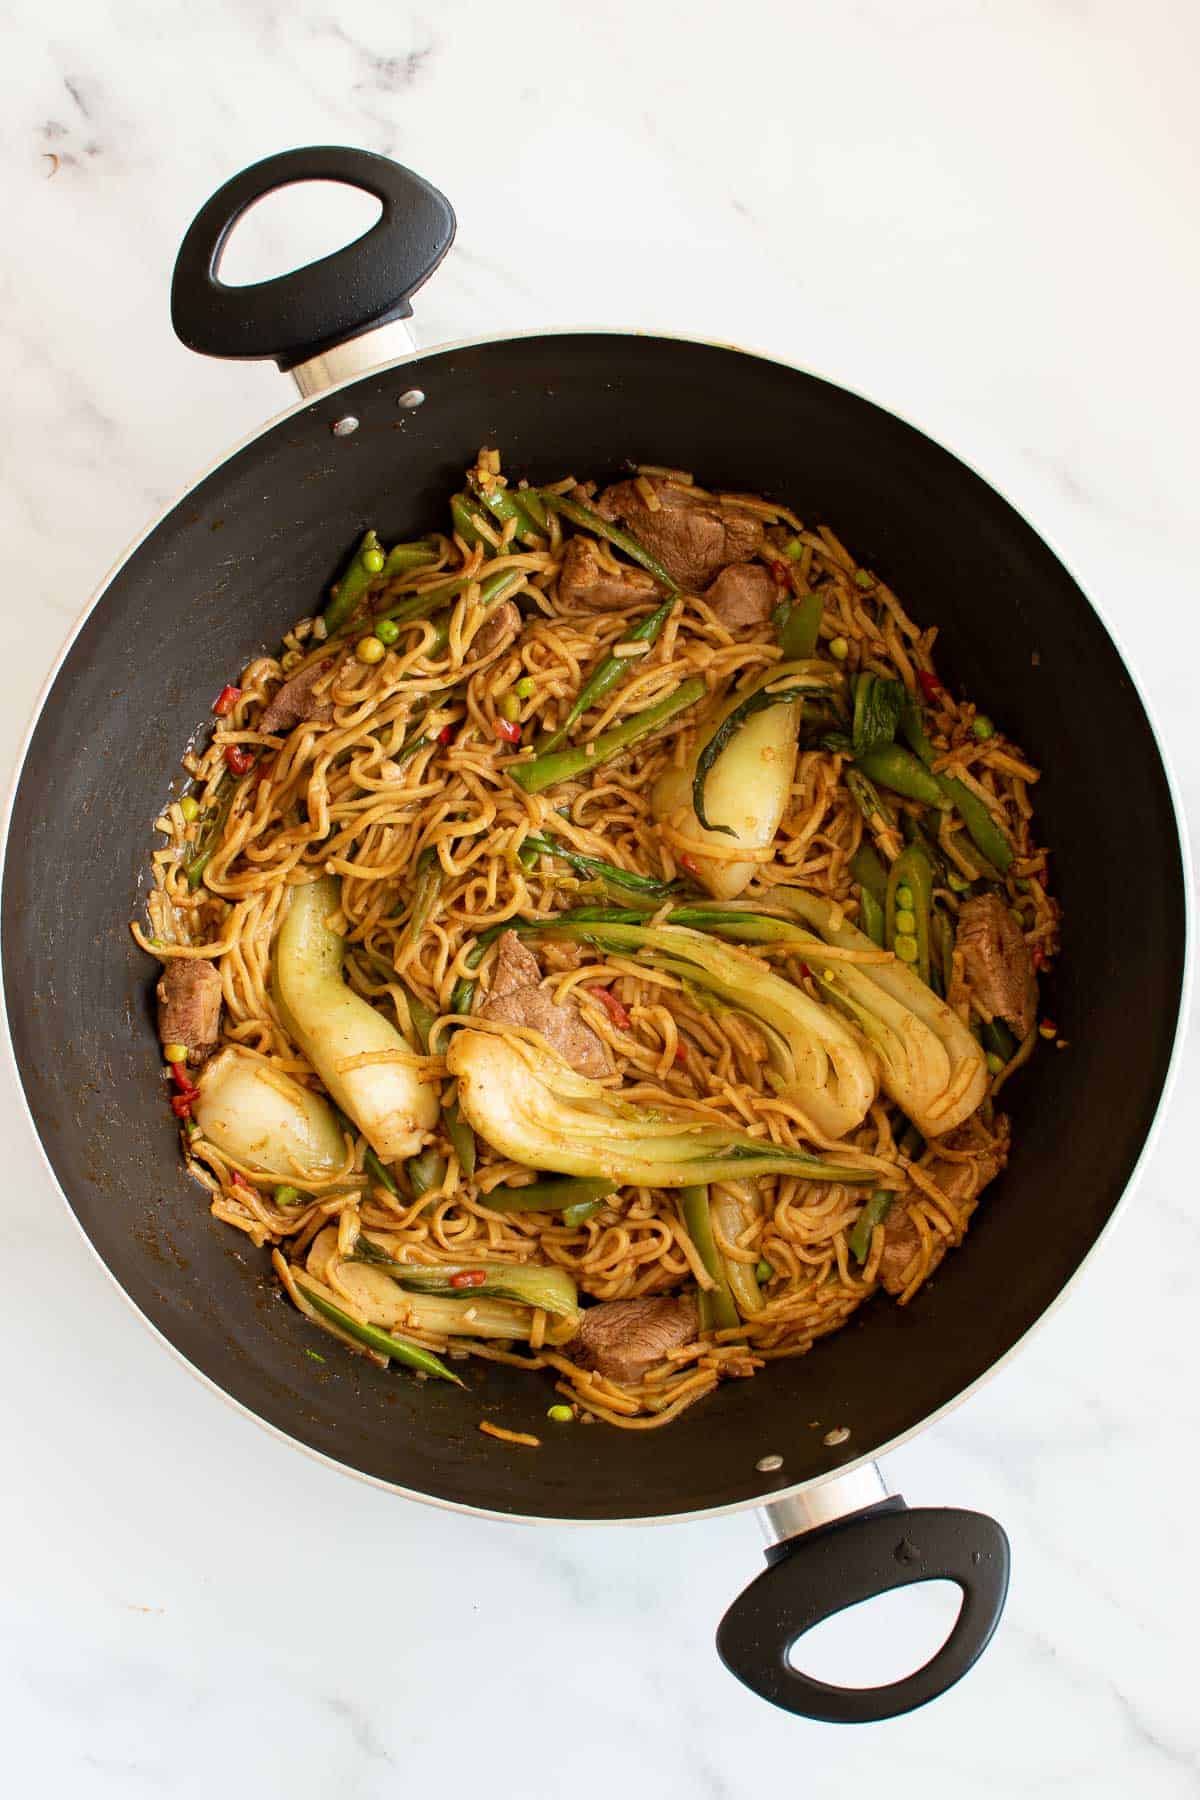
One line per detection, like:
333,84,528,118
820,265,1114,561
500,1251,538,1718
856,744,950,810
536,490,679,593
294,1278,463,1384
848,1190,894,1264
480,1176,617,1212
521,833,683,898
901,702,1014,873
779,590,824,660
536,598,676,758
680,1185,740,1331
450,493,489,548
470,481,547,546
377,564,524,632
886,845,934,986
323,531,382,635
511,678,706,795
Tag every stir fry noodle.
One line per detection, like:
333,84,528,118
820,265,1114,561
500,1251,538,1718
135,453,1058,1429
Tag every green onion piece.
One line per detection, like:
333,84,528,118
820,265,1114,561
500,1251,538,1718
184,775,235,890
849,1190,895,1264
294,1277,464,1384
680,1185,740,1331
537,490,680,594
535,597,676,758
363,1145,401,1198
351,1237,580,1319
521,833,682,898
323,531,382,635
274,1184,302,1207
481,1175,616,1212
692,683,809,837
511,678,706,796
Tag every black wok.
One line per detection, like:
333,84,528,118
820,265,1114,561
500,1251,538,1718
2,148,1187,1724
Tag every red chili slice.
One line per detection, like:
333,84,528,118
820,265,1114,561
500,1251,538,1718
679,854,701,876
449,1269,487,1289
170,1062,199,1098
917,670,944,703
170,1093,193,1119
436,724,454,746
585,984,631,1031
769,560,791,587
224,744,254,776
674,1042,688,1067
212,684,241,716
494,717,522,745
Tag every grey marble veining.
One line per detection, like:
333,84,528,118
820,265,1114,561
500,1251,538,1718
1,1,1198,1795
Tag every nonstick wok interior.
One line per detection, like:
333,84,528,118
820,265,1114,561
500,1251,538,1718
3,334,1185,1520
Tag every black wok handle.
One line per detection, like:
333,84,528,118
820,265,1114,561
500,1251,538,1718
717,1499,1009,1723
171,146,455,370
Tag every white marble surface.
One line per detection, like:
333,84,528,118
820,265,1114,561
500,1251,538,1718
2,1,1198,1792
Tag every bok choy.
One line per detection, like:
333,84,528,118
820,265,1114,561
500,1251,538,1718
352,1233,580,1321
192,1045,346,1176
446,1028,882,1188
275,876,439,1161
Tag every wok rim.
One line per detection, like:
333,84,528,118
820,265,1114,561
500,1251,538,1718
2,326,1192,1527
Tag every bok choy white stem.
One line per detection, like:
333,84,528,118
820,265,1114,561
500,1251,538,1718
192,1045,346,1177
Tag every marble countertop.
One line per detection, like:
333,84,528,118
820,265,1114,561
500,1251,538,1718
2,2,1197,1793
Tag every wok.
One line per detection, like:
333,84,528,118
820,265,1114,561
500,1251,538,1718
2,148,1187,1724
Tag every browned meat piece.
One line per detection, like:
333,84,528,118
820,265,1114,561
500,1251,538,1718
157,958,222,1065
572,1295,699,1385
956,894,1037,1038
595,477,763,590
878,1124,1008,1295
704,561,778,630
557,536,657,612
480,930,610,1077
471,599,521,658
258,657,338,735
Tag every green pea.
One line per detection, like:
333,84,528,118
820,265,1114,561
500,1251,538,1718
375,618,401,646
895,885,914,910
499,692,521,723
985,1051,1004,1076
947,870,970,893
894,933,919,963
362,547,386,575
894,908,917,935
972,714,994,740
515,676,534,698
274,1184,303,1206
180,795,201,823
755,1258,773,1283
829,636,849,661
547,1404,573,1423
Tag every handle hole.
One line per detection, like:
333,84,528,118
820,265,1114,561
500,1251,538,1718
786,1580,962,1689
216,181,383,287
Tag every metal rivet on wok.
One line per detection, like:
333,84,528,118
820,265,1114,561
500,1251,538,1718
756,1454,783,1473
331,415,359,437
397,388,425,409
823,1427,850,1447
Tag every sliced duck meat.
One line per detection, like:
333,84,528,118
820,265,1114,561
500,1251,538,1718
258,657,338,735
480,930,611,1077
955,893,1037,1039
704,561,779,631
595,476,764,590
157,958,222,1065
878,1125,1008,1295
557,536,658,611
471,599,522,659
571,1294,699,1385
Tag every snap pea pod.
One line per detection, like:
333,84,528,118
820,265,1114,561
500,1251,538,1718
848,1190,895,1265
470,481,548,546
901,703,1014,873
511,678,706,795
322,530,382,635
680,1186,740,1331
535,597,676,758
885,845,934,986
536,490,680,594
778,589,824,660
858,887,886,948
382,540,439,579
407,1147,448,1199
849,841,889,906
931,906,955,998
480,1175,617,1212
294,1277,464,1384
856,743,950,810
520,833,684,899
443,1088,477,1177
562,1199,603,1227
